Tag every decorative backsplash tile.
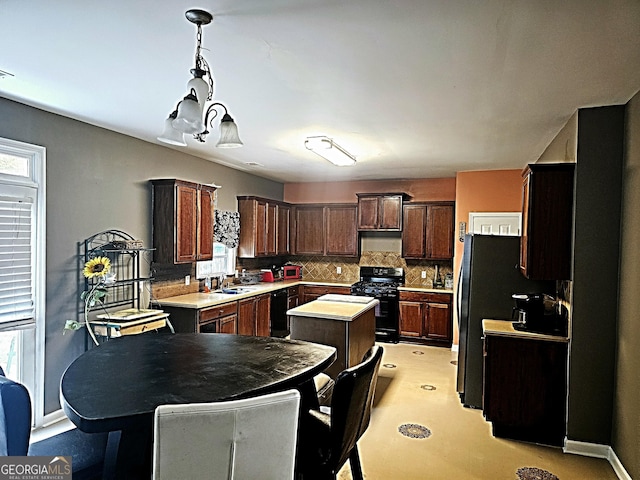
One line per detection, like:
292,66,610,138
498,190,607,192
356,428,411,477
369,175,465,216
293,252,453,288
154,251,454,299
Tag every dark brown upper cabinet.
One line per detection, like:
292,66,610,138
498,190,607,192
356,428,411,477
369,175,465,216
519,163,575,280
356,193,406,231
293,204,358,257
237,196,290,258
151,179,215,264
402,202,454,260
325,204,359,256
292,205,325,255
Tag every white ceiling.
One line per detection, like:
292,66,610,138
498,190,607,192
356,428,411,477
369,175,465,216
1,1,639,183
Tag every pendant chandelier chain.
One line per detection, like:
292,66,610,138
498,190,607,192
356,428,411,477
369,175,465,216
194,23,214,102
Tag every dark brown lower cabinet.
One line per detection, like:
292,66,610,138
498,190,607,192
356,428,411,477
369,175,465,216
238,293,271,336
398,291,452,346
483,334,568,446
164,302,238,334
301,285,351,304
287,286,300,310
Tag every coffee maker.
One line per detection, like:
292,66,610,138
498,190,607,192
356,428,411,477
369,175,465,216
512,293,566,335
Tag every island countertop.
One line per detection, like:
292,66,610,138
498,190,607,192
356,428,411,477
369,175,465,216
287,295,379,322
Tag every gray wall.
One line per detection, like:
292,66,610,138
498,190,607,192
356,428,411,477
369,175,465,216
568,105,625,444
0,96,283,413
614,91,640,478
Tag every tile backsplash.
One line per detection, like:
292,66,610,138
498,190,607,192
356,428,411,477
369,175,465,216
153,252,454,298
292,252,453,288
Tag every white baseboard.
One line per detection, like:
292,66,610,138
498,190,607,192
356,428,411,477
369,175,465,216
564,440,632,480
451,344,459,353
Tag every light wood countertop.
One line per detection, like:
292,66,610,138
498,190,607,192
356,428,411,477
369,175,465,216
399,286,454,294
287,295,379,322
482,319,569,343
153,280,351,309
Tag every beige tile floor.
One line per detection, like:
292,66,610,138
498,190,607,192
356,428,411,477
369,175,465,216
338,342,617,480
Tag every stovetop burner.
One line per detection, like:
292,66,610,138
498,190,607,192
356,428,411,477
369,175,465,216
351,281,401,294
350,266,405,297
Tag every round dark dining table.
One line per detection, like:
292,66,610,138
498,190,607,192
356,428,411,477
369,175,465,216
60,333,336,479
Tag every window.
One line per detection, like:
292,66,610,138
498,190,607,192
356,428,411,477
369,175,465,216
212,242,236,276
0,137,45,427
195,244,237,281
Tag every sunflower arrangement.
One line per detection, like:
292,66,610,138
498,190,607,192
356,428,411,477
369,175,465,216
83,256,111,278
64,256,114,345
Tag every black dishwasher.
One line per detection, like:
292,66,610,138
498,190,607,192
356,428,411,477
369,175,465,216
270,289,289,338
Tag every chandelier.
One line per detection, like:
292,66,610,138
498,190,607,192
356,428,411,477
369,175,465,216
158,9,243,148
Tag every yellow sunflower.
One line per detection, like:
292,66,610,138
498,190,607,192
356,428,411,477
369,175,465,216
83,256,111,278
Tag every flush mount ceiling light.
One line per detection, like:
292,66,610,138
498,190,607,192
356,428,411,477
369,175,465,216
158,9,243,148
304,136,356,166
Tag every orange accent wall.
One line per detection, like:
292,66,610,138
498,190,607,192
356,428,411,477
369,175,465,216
452,169,524,344
283,178,455,203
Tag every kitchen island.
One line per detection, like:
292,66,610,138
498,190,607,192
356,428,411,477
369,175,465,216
287,294,379,378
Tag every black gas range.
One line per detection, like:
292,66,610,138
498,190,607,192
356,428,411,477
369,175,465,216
351,266,404,343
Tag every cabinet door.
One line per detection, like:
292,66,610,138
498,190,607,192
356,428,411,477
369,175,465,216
198,319,219,333
218,315,237,334
255,294,271,337
402,205,427,258
426,204,454,259
357,196,380,230
276,204,291,255
483,335,567,446
198,186,215,261
265,203,277,256
287,294,299,310
519,164,574,280
294,206,325,255
379,195,402,230
255,200,268,256
152,180,217,264
519,173,531,275
425,303,451,341
399,301,423,337
326,205,358,256
175,183,198,263
237,298,256,336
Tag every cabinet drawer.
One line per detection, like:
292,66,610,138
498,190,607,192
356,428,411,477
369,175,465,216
287,286,300,296
304,285,351,295
199,302,238,322
399,291,451,304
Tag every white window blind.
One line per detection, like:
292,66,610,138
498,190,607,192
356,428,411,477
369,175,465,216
0,195,34,330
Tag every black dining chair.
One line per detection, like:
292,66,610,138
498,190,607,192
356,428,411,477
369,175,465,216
298,345,383,480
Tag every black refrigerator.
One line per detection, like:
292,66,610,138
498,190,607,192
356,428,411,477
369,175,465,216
456,234,554,409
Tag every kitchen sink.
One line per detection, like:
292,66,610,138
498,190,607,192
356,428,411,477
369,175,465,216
207,293,236,300
220,286,260,294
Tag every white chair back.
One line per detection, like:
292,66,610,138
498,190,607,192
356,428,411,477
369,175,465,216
153,389,301,480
